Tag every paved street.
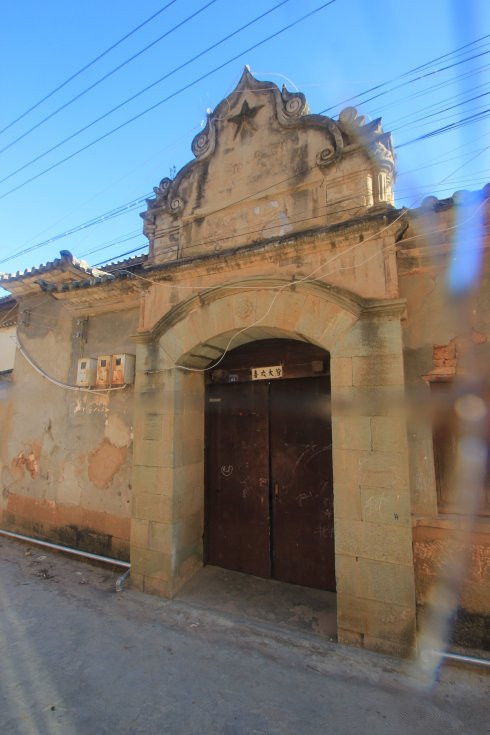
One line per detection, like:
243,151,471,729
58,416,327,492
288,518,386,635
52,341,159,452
0,537,488,735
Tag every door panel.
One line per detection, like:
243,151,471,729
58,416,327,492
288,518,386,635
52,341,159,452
205,381,271,578
269,377,335,591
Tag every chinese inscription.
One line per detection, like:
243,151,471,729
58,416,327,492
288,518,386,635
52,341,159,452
251,365,283,381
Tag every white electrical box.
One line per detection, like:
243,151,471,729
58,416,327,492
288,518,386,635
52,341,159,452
111,353,135,385
96,355,112,388
76,357,97,387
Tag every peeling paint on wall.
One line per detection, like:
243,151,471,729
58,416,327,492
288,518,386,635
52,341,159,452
88,438,128,489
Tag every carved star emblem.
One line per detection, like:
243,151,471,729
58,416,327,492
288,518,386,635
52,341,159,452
228,100,264,139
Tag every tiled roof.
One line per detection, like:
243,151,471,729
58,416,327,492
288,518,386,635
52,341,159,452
102,252,148,272
0,250,148,296
0,250,106,284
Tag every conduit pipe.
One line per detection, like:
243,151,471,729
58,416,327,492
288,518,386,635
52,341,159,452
431,649,490,668
0,528,130,569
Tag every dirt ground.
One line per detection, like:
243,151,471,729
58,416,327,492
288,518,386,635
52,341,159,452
0,537,488,735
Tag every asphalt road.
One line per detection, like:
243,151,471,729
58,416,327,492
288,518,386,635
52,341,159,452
0,537,488,735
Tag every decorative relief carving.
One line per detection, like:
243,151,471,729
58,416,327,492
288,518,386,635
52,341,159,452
191,130,210,158
169,196,184,215
338,106,366,127
228,100,264,139
142,69,396,252
370,135,395,173
147,177,172,210
337,106,395,176
142,213,156,244
316,146,337,168
280,85,307,118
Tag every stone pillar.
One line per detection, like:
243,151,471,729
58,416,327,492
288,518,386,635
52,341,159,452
331,307,416,656
130,337,205,597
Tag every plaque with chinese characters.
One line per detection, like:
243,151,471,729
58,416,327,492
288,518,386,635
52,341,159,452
251,365,283,381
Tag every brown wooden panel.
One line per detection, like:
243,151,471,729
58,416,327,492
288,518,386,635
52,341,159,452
206,338,329,385
205,381,271,578
269,376,335,591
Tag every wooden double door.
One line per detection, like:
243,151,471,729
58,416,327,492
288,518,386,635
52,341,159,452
205,340,335,592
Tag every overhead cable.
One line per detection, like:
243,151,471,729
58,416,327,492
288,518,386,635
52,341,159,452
320,34,490,113
0,1,179,137
0,0,292,182
0,0,217,158
0,193,151,265
0,0,337,202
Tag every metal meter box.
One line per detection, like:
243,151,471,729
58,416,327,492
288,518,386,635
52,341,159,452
111,353,135,385
96,355,112,388
76,357,97,387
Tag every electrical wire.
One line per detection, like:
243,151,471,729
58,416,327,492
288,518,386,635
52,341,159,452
15,336,128,393
165,199,490,373
0,122,201,265
397,108,490,148
80,231,143,258
0,1,179,137
321,49,490,125
364,62,490,123
92,154,490,267
0,0,217,160
320,34,490,114
10,183,489,388
0,0,337,202
391,92,490,133
2,22,484,191
0,0,291,171
4,54,488,272
0,193,152,266
6,125,487,272
385,78,490,128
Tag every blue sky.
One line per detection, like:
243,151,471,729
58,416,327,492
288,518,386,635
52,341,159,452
0,0,489,289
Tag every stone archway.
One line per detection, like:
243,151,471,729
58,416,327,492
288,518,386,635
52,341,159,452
130,281,416,656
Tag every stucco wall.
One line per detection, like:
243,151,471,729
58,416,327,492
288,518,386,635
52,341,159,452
0,295,139,560
0,326,16,372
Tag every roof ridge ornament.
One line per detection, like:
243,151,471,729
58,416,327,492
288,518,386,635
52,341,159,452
190,66,308,160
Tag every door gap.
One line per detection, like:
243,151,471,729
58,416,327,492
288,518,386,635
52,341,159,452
267,381,274,580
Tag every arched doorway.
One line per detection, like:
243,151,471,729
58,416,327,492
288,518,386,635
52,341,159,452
204,338,335,591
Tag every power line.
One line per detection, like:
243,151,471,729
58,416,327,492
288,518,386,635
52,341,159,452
366,62,490,120
0,1,179,137
396,108,490,148
4,106,487,271
3,35,487,268
0,0,337,203
386,78,490,128
319,34,490,114
391,90,490,132
322,48,490,119
0,0,217,159
0,193,151,265
80,231,142,258
0,0,292,185
94,169,490,268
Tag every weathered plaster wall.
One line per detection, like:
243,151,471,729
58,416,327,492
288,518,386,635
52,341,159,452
399,196,490,649
0,325,16,372
0,295,139,560
144,71,394,266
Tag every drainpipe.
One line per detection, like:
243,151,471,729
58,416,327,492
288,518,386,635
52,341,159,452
0,527,130,591
430,650,490,669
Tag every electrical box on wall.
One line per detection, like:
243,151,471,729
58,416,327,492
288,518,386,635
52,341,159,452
111,353,135,385
96,355,112,388
76,357,97,387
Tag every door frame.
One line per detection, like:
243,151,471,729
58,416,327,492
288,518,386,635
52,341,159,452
204,338,334,589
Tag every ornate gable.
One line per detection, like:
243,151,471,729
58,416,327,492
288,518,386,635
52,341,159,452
142,68,395,264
